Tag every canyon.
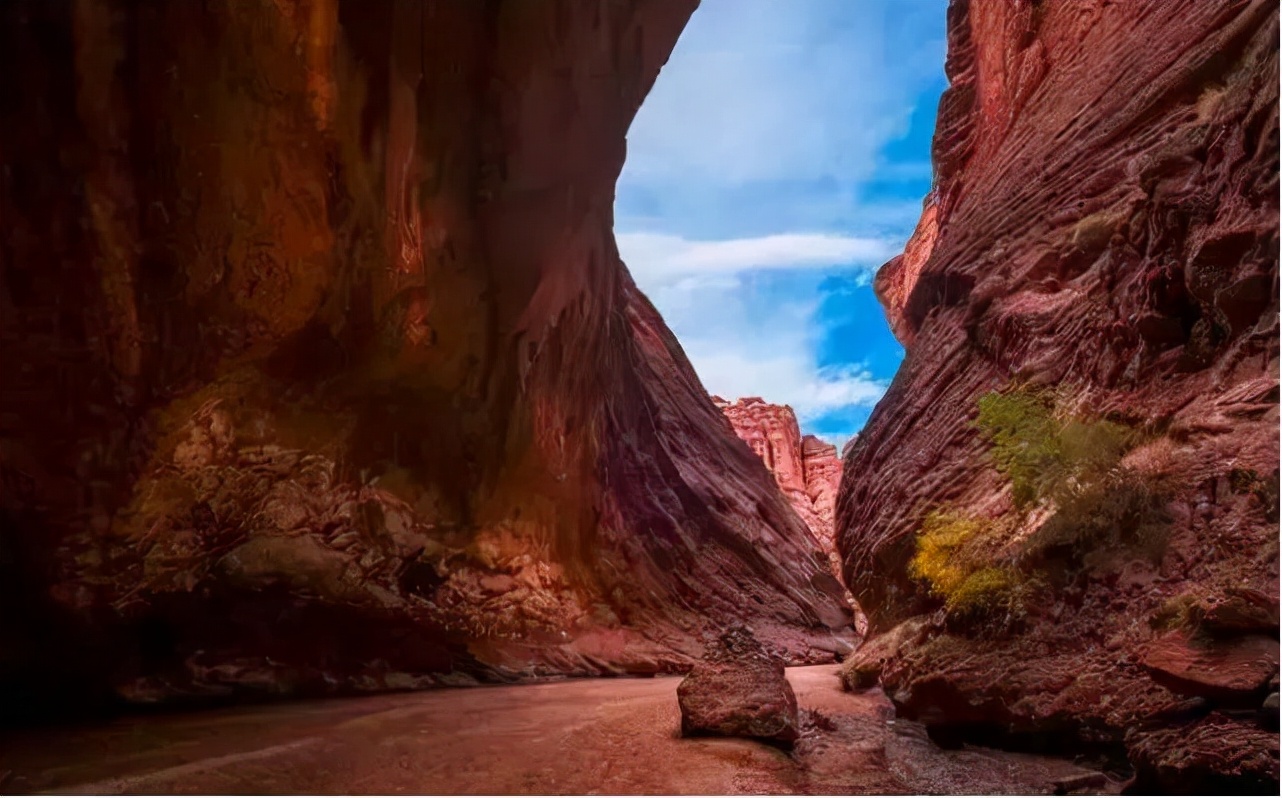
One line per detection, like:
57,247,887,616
0,0,1277,794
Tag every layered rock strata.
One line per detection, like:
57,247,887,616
0,0,852,718
839,0,1279,791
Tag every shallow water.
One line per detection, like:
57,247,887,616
0,665,1112,795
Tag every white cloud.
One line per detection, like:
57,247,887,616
689,353,887,420
622,1,940,189
617,232,894,286
626,259,890,430
611,0,946,436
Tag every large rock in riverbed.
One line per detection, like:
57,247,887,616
677,628,800,746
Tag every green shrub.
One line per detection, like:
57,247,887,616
1022,473,1169,566
909,389,1175,632
1056,418,1135,486
974,388,1138,509
1229,467,1280,516
975,389,1062,507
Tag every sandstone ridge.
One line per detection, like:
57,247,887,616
714,397,847,588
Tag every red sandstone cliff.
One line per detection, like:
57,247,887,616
840,0,1278,790
0,0,852,718
714,397,845,585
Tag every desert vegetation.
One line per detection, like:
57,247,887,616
909,387,1174,629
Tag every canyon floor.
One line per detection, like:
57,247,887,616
0,666,1119,795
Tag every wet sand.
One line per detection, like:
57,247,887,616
0,665,1111,794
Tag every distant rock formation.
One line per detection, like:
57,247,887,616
714,397,845,585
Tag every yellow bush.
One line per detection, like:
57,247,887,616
1150,593,1201,632
909,509,1026,627
908,509,987,598
946,567,1021,617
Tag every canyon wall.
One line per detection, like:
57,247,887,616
714,397,845,585
0,0,853,719
839,0,1279,790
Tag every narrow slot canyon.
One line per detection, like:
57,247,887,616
0,0,1277,795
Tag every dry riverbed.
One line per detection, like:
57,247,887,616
0,665,1115,794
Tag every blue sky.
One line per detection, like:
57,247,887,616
616,0,948,447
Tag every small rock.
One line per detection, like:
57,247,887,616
478,573,517,594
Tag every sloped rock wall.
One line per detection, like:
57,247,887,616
839,0,1278,790
0,0,851,718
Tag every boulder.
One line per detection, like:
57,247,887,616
677,628,800,746
1200,589,1280,637
840,616,931,691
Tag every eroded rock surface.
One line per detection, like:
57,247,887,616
0,0,851,718
839,0,1279,790
1143,629,1279,701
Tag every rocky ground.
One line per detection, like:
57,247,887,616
0,666,1115,796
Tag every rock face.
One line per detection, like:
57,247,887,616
838,0,1278,791
676,627,800,746
0,0,852,718
715,397,845,584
